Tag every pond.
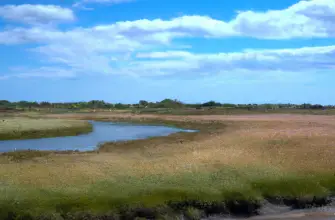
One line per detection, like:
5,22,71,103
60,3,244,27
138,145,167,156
0,121,195,153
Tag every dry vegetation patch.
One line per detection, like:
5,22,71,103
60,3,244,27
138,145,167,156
2,113,334,183
0,113,334,217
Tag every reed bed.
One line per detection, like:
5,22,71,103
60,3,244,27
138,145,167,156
0,113,334,219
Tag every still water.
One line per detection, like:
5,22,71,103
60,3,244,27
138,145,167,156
0,121,194,152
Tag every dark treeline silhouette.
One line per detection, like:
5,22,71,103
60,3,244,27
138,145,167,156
0,99,332,111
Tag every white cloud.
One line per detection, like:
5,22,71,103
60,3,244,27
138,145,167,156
34,44,335,78
1,0,335,80
132,46,335,76
3,43,335,79
0,27,62,44
136,51,194,59
82,0,335,39
0,4,75,25
232,0,335,39
31,44,116,75
1,0,334,44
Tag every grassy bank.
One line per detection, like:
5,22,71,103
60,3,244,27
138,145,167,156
1,168,334,219
0,118,93,140
0,114,335,219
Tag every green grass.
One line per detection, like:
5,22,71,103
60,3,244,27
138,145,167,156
0,166,334,218
129,107,335,116
0,118,93,140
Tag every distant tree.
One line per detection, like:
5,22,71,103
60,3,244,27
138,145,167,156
139,100,149,107
155,99,184,108
40,101,51,107
0,100,330,111
310,104,323,109
0,100,14,110
114,103,128,109
202,101,221,107
0,100,10,106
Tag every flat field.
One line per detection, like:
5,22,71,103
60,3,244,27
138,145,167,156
0,117,93,140
0,113,334,219
130,107,335,116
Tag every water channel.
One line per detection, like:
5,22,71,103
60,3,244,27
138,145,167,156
0,121,194,152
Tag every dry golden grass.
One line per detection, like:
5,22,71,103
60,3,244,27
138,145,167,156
1,113,334,188
1,113,335,217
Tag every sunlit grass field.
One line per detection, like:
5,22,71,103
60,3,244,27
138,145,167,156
0,118,92,140
0,113,335,218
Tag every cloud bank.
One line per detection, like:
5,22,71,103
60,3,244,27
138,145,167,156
0,0,334,80
0,4,75,25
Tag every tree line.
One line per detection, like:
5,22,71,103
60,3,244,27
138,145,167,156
0,99,332,111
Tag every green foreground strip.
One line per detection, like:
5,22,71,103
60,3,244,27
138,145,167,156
0,118,93,140
1,167,334,219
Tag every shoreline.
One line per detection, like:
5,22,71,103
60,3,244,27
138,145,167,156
0,113,334,219
0,119,197,156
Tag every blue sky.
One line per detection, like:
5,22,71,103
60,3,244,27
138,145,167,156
0,0,335,104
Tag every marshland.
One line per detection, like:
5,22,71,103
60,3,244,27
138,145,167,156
0,100,335,219
0,118,93,141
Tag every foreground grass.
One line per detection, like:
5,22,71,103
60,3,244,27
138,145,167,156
1,166,334,218
0,118,93,140
0,113,335,218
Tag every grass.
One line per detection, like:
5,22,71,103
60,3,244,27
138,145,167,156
0,113,335,218
6,107,335,117
1,150,52,162
1,149,87,162
130,107,335,116
0,168,334,218
0,118,93,140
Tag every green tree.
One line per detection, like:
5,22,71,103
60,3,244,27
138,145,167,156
202,101,221,107
139,100,149,107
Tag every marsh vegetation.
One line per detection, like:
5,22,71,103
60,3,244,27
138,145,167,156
0,118,93,140
0,113,334,219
